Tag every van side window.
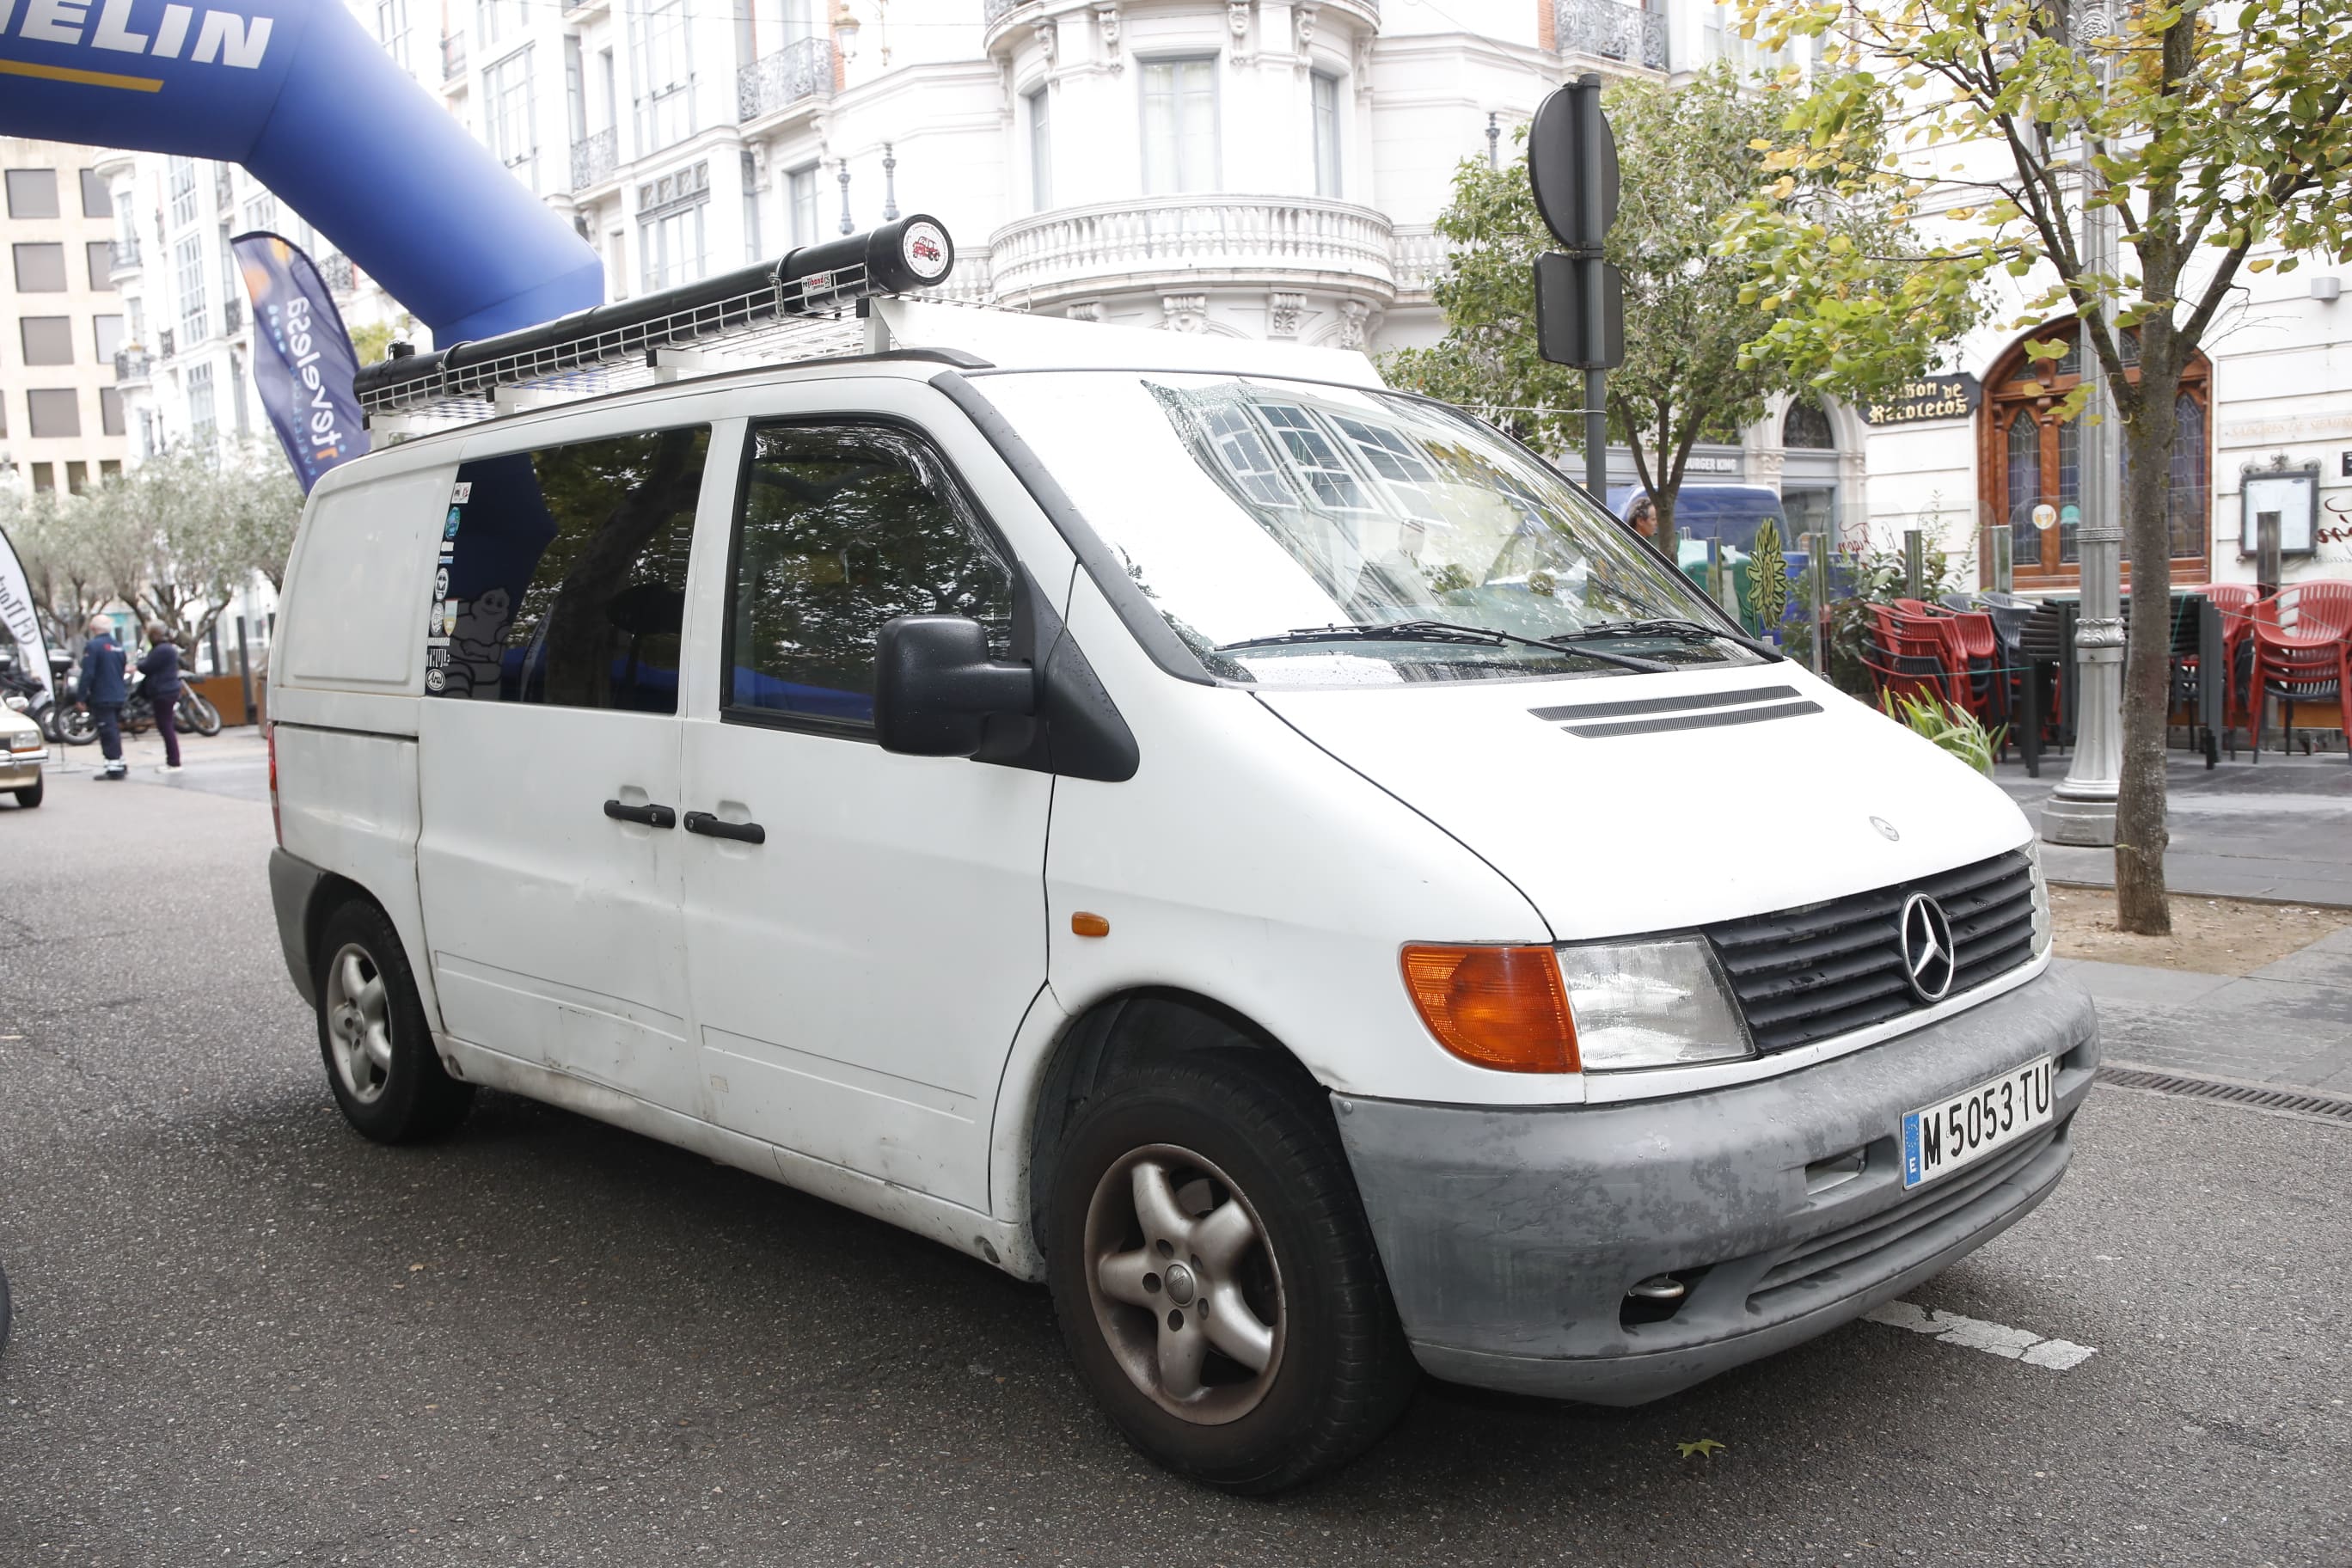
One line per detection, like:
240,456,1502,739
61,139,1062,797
724,423,1013,730
430,426,709,712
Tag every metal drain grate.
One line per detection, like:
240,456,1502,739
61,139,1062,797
2098,1066,2352,1123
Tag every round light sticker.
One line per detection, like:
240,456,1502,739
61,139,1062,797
901,221,952,281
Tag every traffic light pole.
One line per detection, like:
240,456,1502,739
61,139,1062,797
1577,77,1609,502
1584,370,1608,500
1529,74,1620,503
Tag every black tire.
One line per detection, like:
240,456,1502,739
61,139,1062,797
56,705,95,746
312,898,474,1143
180,690,223,737
13,775,42,808
1044,1049,1416,1493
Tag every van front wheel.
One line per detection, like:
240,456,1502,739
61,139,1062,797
313,900,474,1143
1044,1050,1414,1493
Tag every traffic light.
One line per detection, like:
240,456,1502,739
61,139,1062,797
1534,252,1623,371
1528,75,1623,374
1529,77,1618,250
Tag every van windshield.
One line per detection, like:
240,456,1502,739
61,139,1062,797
979,371,1755,685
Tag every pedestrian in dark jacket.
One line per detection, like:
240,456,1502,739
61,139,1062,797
80,616,128,780
138,622,183,772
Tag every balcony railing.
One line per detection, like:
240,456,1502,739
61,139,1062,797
157,328,175,359
988,0,1374,36
214,164,234,210
738,37,833,121
109,237,141,273
1554,0,1669,70
113,347,150,383
1390,226,1451,297
442,30,467,79
316,253,356,294
571,126,619,191
222,295,244,334
989,195,1397,309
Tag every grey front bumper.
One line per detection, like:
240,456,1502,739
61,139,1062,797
1335,969,2099,1405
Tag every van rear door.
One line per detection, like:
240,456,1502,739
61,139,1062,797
414,424,713,1111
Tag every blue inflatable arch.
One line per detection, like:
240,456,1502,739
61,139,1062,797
0,0,603,341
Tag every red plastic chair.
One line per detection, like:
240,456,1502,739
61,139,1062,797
2248,584,2352,759
1865,606,1960,707
1890,604,2003,726
2199,585,2263,733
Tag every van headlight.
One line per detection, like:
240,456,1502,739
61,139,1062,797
2025,840,2053,957
1553,938,1754,1070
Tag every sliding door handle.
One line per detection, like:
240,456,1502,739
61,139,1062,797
683,811,766,845
603,799,677,829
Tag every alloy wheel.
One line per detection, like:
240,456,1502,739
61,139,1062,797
1082,1143,1286,1425
322,942,395,1105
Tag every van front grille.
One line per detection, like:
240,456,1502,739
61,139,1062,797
1706,852,2037,1054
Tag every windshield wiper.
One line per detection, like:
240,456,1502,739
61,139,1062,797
1216,620,1670,674
1550,617,1785,663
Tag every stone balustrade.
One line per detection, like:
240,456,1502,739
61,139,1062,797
988,194,1398,310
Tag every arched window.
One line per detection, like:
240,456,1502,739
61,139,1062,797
1978,320,2209,587
1781,397,1834,450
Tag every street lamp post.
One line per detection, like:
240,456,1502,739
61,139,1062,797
2043,8,2122,848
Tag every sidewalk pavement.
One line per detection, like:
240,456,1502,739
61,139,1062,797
46,722,270,804
2056,925,2352,1094
1999,748,2352,909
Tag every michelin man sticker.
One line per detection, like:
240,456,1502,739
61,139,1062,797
432,587,514,699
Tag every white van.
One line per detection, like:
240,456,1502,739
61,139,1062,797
266,222,2097,1492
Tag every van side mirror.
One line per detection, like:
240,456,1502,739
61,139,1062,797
874,616,1038,757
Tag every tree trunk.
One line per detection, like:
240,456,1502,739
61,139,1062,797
1652,487,1678,567
2115,388,2178,935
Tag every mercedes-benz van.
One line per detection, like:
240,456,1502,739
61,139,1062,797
266,259,2097,1493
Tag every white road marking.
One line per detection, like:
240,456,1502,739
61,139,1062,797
1865,1299,2098,1370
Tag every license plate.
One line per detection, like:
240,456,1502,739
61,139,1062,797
1901,1057,2055,1190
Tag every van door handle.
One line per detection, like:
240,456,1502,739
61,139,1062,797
683,811,766,845
603,799,677,829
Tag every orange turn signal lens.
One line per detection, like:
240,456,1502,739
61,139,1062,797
1400,945,1580,1074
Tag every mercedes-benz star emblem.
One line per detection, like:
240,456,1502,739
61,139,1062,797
1898,892,1957,1002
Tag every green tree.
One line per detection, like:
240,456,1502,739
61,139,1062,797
1388,65,1967,556
1724,0,2352,933
0,486,106,645
64,443,303,652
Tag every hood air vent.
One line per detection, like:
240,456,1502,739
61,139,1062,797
1530,684,1823,739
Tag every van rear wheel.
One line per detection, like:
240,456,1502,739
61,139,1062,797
1044,1050,1415,1493
314,900,473,1143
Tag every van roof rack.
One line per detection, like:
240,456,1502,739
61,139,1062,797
355,215,959,429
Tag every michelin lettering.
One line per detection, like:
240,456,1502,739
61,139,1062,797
0,1,273,66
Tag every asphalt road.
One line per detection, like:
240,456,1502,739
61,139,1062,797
3,744,2348,1567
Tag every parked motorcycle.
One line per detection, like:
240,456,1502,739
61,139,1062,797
0,654,62,744
55,672,224,745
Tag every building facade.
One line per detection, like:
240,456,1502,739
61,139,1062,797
1859,273,2352,593
0,137,132,498
95,2,1832,471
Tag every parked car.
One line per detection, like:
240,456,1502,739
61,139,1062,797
1,701,46,807
264,229,2097,1493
